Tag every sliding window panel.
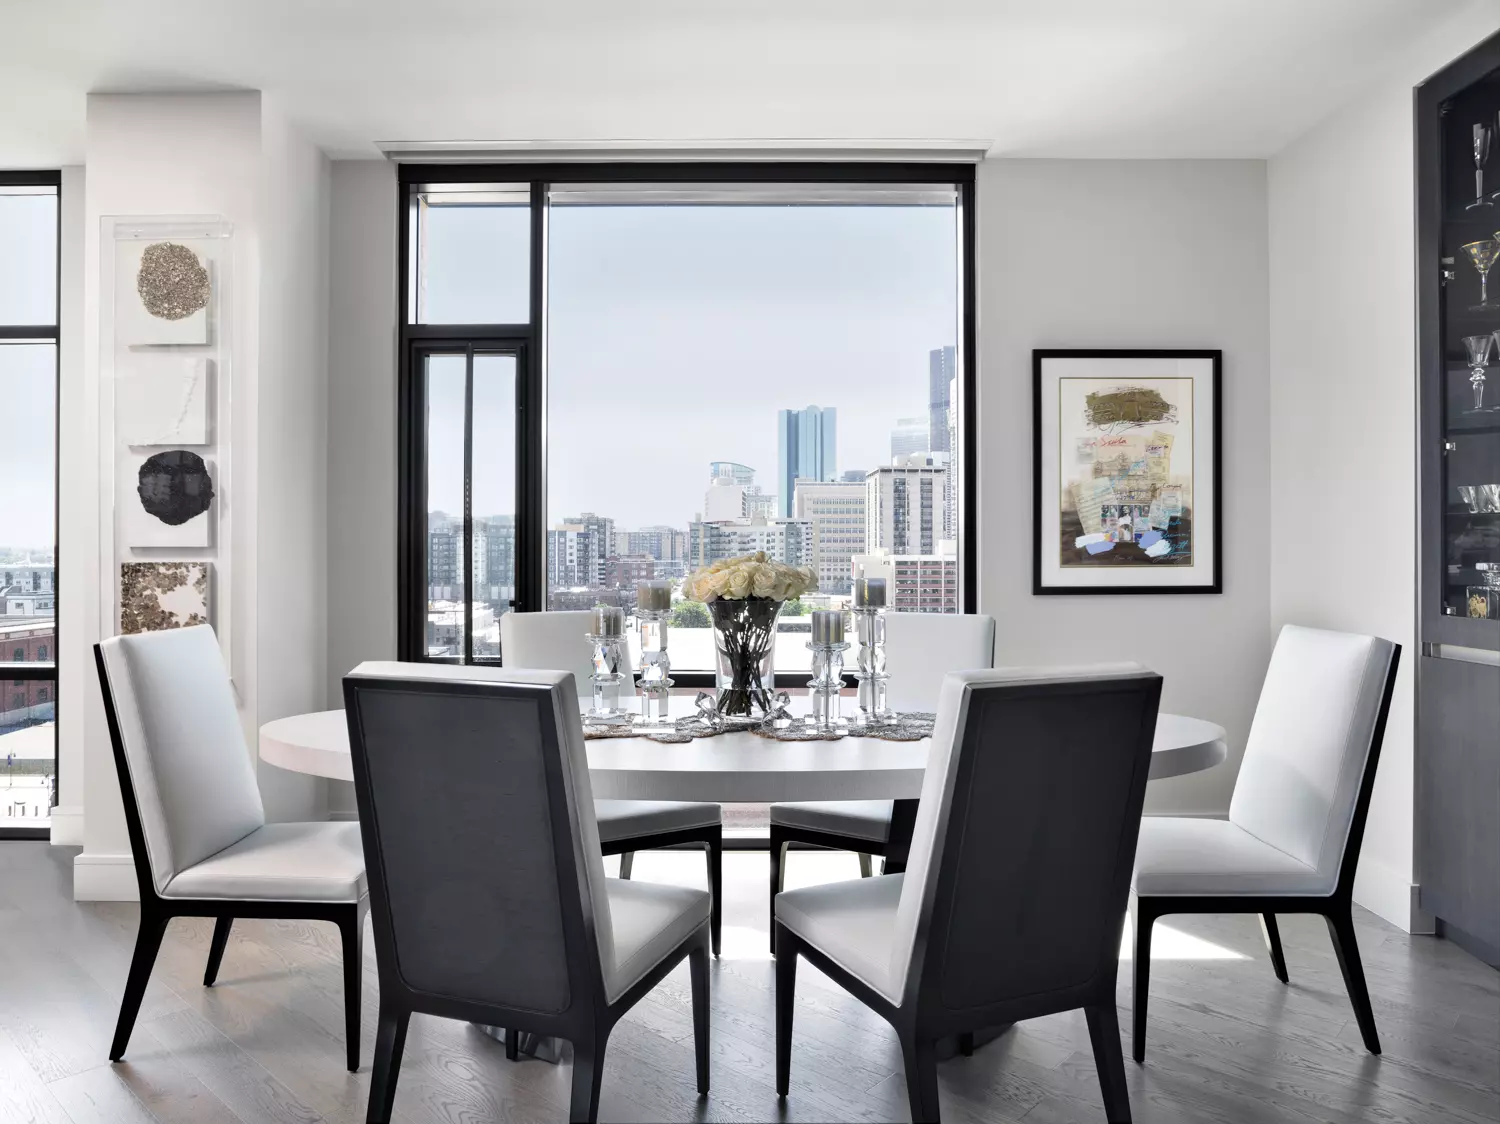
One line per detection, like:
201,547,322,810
471,352,518,661
0,343,56,827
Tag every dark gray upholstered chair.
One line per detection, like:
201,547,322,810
768,612,994,952
343,662,711,1124
503,609,723,954
775,665,1163,1124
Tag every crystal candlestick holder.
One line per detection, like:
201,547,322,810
634,607,673,726
585,632,631,726
807,640,849,731
850,607,893,727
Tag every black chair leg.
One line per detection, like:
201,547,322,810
689,938,711,1095
203,916,233,986
339,902,367,1072
1260,913,1289,983
957,1031,974,1056
1131,900,1155,1064
367,1003,409,1124
618,852,634,880
707,837,722,958
774,924,798,1096
1085,1002,1132,1123
769,830,787,955
899,1034,941,1123
1326,908,1380,1054
111,911,169,1062
569,1026,608,1124
504,1027,520,1060
858,853,873,878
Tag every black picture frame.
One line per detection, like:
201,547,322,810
1032,348,1223,596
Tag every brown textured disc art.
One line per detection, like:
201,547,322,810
136,242,211,321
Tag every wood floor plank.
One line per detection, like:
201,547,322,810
45,1066,157,1124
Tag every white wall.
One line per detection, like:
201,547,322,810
1267,3,1500,931
976,159,1272,816
71,92,332,898
324,160,398,816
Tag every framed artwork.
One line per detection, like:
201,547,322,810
122,449,216,547
115,239,211,346
118,357,212,445
119,562,211,634
1033,349,1222,595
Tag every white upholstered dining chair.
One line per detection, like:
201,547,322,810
343,662,711,1124
775,665,1162,1124
767,612,995,951
94,626,368,1072
501,609,723,954
1131,624,1401,1061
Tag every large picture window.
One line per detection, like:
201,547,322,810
0,171,59,835
399,165,974,682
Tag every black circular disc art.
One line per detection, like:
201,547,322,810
137,450,214,526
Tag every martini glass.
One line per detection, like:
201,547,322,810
1463,333,1494,411
1469,123,1494,210
1462,239,1500,310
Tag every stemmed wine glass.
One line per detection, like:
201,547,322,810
1462,239,1500,310
1469,123,1494,210
1463,333,1494,411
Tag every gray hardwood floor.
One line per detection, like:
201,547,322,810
1,842,1496,1124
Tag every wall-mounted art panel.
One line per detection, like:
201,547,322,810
116,239,211,346
123,449,215,547
119,561,210,634
118,357,211,445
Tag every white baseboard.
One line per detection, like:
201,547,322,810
73,853,138,901
328,810,359,822
48,805,84,846
1353,855,1432,933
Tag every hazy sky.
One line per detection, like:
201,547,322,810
0,191,58,552
423,200,958,530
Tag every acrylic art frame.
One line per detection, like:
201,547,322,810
1033,349,1222,595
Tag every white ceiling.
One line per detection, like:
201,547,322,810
0,0,1485,166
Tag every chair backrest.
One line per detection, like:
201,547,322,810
95,626,264,896
1229,624,1401,894
882,612,996,712
342,662,613,1022
891,664,1161,1025
501,609,634,687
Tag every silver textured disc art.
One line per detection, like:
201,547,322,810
136,242,210,321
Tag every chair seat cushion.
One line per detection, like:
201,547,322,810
1133,816,1328,897
776,873,903,1003
163,822,367,903
604,877,710,1003
769,800,893,843
594,800,721,844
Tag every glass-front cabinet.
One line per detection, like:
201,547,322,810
1421,42,1500,648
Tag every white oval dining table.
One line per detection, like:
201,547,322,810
259,705,1228,798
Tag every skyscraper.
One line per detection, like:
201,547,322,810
890,416,929,460
777,405,837,517
929,345,956,454
866,455,948,557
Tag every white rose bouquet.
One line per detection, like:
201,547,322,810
681,552,817,719
681,551,816,604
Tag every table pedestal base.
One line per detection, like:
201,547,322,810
475,1024,565,1063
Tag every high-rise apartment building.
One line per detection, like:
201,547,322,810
547,512,615,590
852,545,958,614
428,526,487,599
793,479,866,594
776,405,836,517
929,345,956,454
688,518,815,572
709,461,755,487
620,525,687,563
866,455,948,558
890,416,929,460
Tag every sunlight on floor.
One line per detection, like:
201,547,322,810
608,848,1248,962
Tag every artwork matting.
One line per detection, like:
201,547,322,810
1033,349,1222,595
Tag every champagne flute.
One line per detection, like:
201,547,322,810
1462,239,1500,310
1469,123,1494,210
1463,334,1494,411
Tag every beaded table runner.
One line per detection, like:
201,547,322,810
581,711,936,744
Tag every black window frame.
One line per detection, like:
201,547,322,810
0,169,61,840
397,162,977,687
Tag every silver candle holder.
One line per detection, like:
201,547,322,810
585,604,631,726
634,581,673,726
851,577,893,726
807,610,848,731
